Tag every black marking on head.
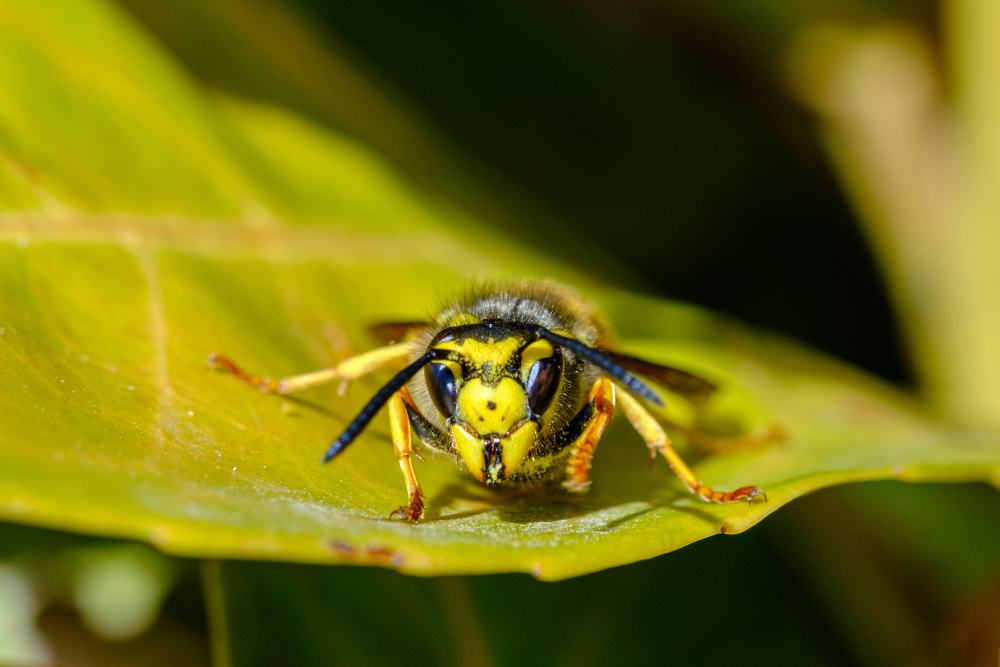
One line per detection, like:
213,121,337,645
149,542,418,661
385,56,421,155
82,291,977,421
487,401,497,410
430,321,528,347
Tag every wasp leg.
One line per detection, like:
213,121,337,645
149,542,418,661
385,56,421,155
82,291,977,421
561,378,615,493
207,343,411,394
278,343,411,393
617,390,764,504
206,353,281,392
660,419,786,455
386,390,425,521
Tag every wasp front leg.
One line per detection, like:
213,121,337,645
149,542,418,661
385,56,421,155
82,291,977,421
561,378,615,493
207,343,411,394
617,390,764,504
387,390,425,521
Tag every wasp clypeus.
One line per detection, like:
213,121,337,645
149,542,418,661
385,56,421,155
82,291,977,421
209,281,769,521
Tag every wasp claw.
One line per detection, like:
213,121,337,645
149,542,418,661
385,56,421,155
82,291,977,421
741,486,766,506
389,498,424,522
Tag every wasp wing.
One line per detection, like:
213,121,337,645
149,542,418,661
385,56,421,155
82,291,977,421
603,351,718,405
368,321,431,345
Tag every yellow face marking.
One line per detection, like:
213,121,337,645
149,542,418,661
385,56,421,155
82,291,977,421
454,378,528,435
451,421,538,483
519,340,554,377
498,421,537,479
452,423,486,482
434,337,523,372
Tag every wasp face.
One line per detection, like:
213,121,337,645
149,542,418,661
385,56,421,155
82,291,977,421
424,324,562,484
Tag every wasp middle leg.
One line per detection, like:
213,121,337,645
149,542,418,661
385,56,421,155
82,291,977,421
660,419,786,455
617,390,764,504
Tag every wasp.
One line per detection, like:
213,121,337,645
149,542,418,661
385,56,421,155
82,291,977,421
209,281,765,521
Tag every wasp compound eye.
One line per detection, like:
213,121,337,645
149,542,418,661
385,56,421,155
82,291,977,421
425,361,458,418
526,349,562,415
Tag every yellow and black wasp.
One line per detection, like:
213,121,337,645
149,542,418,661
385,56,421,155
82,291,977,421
209,281,765,521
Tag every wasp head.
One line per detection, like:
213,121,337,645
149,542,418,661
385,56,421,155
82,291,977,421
424,321,562,484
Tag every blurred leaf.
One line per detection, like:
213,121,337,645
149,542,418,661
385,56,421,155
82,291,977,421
782,3,1000,429
71,544,175,641
0,563,50,666
932,0,1000,428
115,0,605,282
204,530,847,667
0,0,999,584
765,482,1000,666
835,482,1000,604
0,521,208,667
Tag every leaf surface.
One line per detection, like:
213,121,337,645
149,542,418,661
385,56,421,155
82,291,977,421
0,0,998,581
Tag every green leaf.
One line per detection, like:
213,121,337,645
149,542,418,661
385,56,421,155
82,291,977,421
1,0,998,581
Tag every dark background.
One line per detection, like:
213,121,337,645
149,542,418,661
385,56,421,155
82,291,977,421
292,0,911,383
122,0,923,385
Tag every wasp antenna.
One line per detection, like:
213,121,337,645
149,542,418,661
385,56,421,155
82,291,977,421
322,351,438,463
534,328,664,407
